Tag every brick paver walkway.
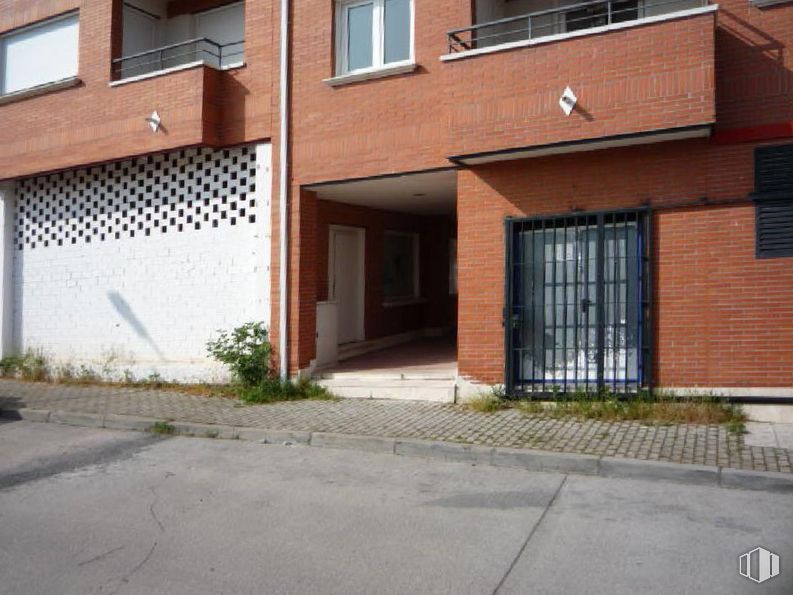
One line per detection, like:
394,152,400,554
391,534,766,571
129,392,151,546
1,379,791,473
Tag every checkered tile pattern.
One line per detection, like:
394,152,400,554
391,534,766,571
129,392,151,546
15,146,257,250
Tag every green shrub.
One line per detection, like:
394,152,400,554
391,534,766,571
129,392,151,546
206,322,272,387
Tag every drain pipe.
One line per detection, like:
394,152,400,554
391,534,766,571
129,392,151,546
278,0,290,379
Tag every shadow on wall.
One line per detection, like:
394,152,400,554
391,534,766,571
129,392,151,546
715,9,790,127
217,71,250,144
107,291,165,361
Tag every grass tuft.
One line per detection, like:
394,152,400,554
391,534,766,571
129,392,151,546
149,421,175,435
237,377,337,404
464,393,505,413
514,389,747,428
0,350,51,382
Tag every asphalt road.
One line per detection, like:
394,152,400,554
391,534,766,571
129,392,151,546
0,419,790,595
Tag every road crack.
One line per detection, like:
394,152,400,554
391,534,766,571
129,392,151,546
78,545,124,567
492,475,568,595
148,486,165,533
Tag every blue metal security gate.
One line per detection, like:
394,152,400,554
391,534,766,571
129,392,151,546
505,210,651,396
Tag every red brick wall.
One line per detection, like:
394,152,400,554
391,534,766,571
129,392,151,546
457,138,793,388
288,0,468,186
0,0,274,180
0,0,78,32
445,12,716,157
288,5,715,186
715,2,793,130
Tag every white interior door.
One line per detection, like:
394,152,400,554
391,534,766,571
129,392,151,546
330,227,364,345
195,2,245,67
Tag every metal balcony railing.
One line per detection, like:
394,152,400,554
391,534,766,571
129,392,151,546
112,37,245,79
447,0,707,53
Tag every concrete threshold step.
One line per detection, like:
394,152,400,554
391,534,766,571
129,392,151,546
316,371,456,381
317,378,456,403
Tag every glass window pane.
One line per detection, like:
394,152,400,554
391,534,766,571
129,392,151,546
383,233,416,299
384,0,410,63
347,3,373,71
2,15,79,94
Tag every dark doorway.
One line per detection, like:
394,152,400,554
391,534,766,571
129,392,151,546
505,210,651,395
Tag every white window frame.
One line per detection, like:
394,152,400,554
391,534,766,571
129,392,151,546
0,11,80,97
335,0,414,76
383,230,420,302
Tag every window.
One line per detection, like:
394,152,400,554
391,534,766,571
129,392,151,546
753,144,793,258
336,0,413,75
564,0,639,33
383,231,419,300
0,13,79,96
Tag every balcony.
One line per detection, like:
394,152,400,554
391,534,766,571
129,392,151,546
113,37,244,81
448,0,707,54
115,1,245,82
443,0,717,163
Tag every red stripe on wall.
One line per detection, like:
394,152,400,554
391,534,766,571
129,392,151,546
712,121,793,145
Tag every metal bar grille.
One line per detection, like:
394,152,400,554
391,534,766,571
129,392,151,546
447,0,707,53
112,38,245,79
505,210,650,396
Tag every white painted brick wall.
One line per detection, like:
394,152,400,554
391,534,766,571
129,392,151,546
11,144,272,382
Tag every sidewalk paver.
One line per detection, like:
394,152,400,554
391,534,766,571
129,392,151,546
0,379,791,474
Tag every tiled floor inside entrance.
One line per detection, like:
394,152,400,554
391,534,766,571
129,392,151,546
320,337,457,378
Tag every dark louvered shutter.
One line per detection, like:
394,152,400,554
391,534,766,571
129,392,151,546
753,144,793,258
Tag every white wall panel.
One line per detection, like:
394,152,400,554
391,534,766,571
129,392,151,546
13,144,272,382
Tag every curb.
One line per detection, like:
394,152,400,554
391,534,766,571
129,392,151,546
2,407,792,493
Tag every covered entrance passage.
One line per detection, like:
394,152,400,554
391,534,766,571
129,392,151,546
505,210,651,395
301,169,459,402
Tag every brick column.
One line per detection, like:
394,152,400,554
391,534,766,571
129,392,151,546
0,182,15,357
287,187,318,375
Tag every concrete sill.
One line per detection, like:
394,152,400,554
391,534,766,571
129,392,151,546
109,61,246,87
323,62,417,87
0,77,81,106
440,5,718,62
383,298,427,308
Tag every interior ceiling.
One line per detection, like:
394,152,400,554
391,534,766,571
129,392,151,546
310,169,458,216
